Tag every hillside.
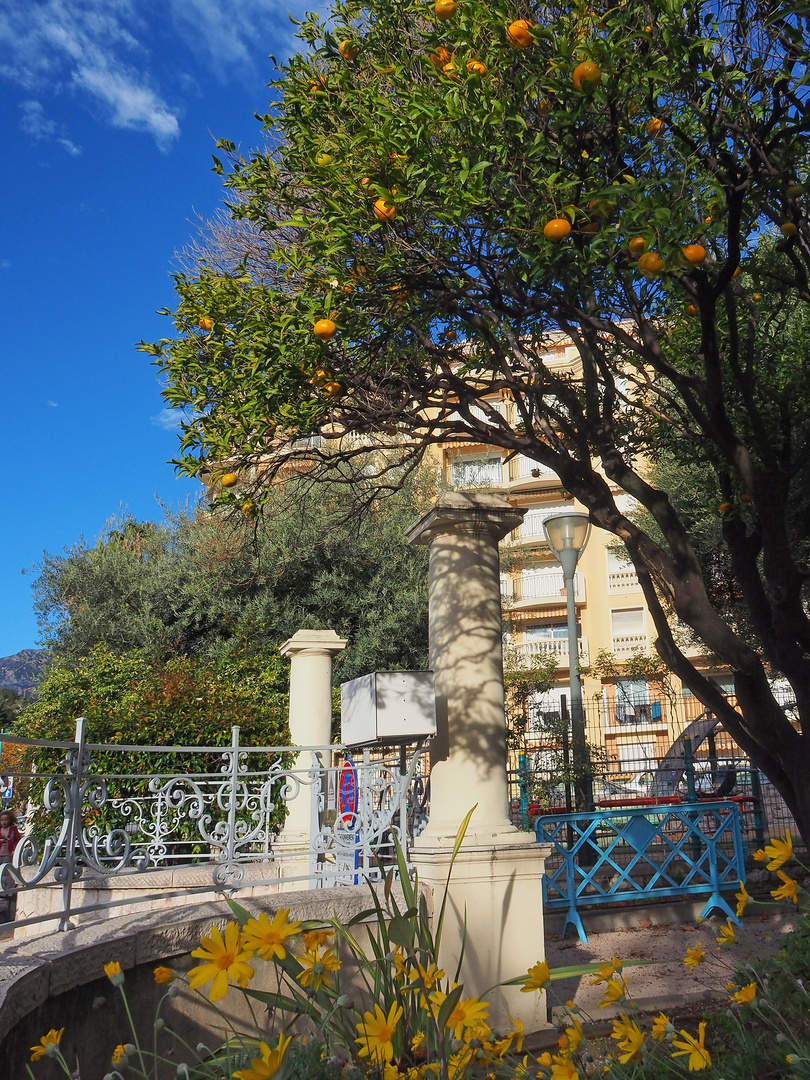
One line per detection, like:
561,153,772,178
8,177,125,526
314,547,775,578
0,649,49,697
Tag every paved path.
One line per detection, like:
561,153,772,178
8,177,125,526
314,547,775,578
544,908,796,1021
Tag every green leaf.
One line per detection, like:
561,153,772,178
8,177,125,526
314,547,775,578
224,898,252,926
436,984,464,1032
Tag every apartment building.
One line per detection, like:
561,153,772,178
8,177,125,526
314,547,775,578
437,337,735,780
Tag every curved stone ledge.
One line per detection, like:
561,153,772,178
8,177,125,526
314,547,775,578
0,882,412,1076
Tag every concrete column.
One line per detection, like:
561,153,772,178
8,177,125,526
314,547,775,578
276,630,347,881
407,492,551,1033
407,491,526,846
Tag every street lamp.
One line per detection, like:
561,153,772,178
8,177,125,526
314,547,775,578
543,513,592,811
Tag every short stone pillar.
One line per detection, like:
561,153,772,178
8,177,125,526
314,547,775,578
276,629,347,887
407,492,550,1033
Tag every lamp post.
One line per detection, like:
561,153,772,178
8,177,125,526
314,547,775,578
543,513,592,811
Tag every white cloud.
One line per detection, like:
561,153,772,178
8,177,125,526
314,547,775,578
0,0,181,148
74,65,179,146
19,98,82,153
57,137,81,155
46,400,58,407
152,407,185,430
19,100,56,139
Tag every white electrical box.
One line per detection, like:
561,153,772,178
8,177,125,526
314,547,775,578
340,671,437,748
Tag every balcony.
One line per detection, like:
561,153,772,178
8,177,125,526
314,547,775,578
513,636,589,669
511,504,572,546
607,568,640,592
611,634,649,658
502,571,585,610
506,455,560,492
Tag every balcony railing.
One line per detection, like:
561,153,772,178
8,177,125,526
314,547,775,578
611,633,649,657
503,572,585,606
514,636,589,668
514,505,571,542
507,456,559,485
608,569,640,592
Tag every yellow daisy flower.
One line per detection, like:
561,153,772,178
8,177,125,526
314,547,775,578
616,1019,644,1063
538,1052,552,1067
565,1015,583,1052
415,961,445,991
771,870,798,904
716,921,736,946
732,982,756,1005
30,1028,64,1062
410,1031,425,1052
111,1045,127,1065
549,1054,578,1079
445,995,490,1039
233,1034,292,1080
763,831,793,871
355,1001,403,1064
683,943,706,970
302,928,333,950
242,910,302,961
588,961,618,985
651,1012,671,1040
153,966,173,984
671,1022,711,1071
598,978,625,1008
187,921,254,1002
104,960,124,986
520,959,550,992
296,945,341,992
735,881,749,918
752,848,767,862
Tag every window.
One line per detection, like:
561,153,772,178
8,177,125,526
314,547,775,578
611,607,647,654
450,456,503,487
525,624,570,640
614,679,662,724
606,546,639,591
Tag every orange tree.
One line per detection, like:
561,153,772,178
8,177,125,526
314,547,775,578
142,0,810,842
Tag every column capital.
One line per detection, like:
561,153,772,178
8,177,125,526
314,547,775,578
407,492,525,548
279,628,349,659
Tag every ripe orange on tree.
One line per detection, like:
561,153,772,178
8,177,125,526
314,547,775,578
442,62,459,78
686,304,697,315
580,220,599,235
543,218,572,241
429,46,452,69
628,237,646,256
572,60,601,91
198,317,214,331
434,0,457,18
242,502,258,517
646,117,665,135
781,222,798,237
637,251,665,274
220,473,238,487
507,20,533,49
466,60,487,75
339,40,358,61
313,318,338,339
374,197,397,221
445,329,457,341
753,293,762,301
316,152,333,166
682,243,707,264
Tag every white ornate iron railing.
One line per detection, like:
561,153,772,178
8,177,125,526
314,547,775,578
0,720,430,934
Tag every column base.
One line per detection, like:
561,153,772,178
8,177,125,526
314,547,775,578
411,839,553,1034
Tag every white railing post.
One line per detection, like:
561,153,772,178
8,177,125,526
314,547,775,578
58,717,86,930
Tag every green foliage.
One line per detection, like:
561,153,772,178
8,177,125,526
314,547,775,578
139,0,810,838
31,473,431,683
0,688,22,729
12,646,291,842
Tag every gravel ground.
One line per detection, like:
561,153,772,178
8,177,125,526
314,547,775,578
544,908,797,1021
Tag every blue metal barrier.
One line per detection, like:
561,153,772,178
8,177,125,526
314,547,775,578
536,800,746,943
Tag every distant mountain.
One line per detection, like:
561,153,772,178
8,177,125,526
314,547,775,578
0,650,49,697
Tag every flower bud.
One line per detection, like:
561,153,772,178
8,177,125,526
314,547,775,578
155,1018,165,1031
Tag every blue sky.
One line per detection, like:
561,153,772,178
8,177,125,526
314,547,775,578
0,0,308,658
